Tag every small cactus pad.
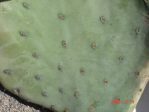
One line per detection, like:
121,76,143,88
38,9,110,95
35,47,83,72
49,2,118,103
0,0,149,112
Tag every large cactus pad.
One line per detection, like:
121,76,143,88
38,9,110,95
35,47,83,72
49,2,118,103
0,0,149,112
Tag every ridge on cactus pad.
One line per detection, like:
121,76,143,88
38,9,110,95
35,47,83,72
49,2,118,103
0,0,149,112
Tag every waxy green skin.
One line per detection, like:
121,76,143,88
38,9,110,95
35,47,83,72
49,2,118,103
0,0,149,112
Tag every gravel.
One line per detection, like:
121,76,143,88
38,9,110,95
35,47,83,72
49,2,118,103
0,90,40,112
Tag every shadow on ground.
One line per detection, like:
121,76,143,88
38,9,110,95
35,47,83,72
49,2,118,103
137,82,149,112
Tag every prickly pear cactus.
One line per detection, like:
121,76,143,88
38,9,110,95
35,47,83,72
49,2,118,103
0,0,149,112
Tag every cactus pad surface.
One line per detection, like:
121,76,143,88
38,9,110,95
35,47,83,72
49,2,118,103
0,0,149,112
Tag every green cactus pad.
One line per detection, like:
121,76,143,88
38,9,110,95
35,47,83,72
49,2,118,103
0,0,149,112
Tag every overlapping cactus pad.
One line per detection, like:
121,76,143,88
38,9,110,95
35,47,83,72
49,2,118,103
0,0,149,112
